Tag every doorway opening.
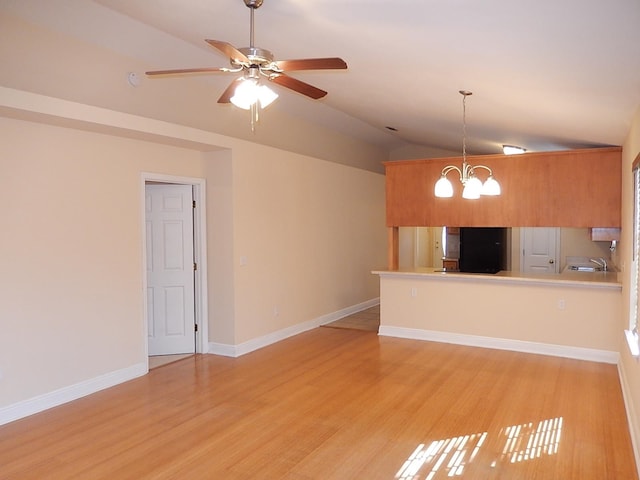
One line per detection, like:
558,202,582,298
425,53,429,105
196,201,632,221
141,173,208,371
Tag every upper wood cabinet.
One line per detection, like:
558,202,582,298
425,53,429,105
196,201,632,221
384,147,621,227
590,228,621,241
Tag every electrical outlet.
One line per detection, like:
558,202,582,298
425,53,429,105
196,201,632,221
273,306,279,317
558,299,566,310
411,287,417,297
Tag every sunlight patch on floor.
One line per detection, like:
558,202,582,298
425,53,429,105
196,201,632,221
395,417,563,479
396,432,487,479
501,417,563,463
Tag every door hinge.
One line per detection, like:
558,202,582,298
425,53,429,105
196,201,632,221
192,200,196,208
194,323,198,332
193,262,197,271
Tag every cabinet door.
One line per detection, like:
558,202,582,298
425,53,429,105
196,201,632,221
443,259,459,270
590,228,620,241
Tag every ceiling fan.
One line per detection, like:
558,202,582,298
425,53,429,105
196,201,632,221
145,0,347,114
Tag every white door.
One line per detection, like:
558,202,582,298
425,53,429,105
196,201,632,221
414,227,431,267
521,227,560,273
432,227,444,269
145,184,195,355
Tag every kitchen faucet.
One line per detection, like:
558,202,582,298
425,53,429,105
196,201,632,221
590,257,608,271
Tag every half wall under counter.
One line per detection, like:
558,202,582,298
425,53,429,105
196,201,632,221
373,269,622,363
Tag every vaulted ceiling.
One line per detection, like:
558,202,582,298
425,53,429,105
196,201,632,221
4,0,640,157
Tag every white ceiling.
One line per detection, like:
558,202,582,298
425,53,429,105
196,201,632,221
5,0,640,155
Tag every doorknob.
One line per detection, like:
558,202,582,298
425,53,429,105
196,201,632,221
549,259,555,264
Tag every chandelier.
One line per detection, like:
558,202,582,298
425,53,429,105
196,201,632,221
434,91,501,199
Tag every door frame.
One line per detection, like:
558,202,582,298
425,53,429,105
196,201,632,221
140,172,209,364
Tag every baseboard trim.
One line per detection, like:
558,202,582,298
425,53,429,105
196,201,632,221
209,298,380,357
0,362,147,426
378,325,619,364
618,360,640,478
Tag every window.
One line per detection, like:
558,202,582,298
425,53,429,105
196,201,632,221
626,160,640,357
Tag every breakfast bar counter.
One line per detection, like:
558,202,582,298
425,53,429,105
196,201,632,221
373,268,622,289
372,268,623,363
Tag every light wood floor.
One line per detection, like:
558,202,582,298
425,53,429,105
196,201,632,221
322,304,380,332
149,353,194,369
0,328,636,479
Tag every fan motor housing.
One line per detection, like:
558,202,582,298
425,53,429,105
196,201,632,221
237,47,274,66
244,0,264,9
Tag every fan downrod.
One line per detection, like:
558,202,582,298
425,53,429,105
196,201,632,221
244,0,263,9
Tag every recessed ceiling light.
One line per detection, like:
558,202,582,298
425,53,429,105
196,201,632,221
503,145,526,155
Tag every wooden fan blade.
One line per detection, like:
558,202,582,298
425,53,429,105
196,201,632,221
269,73,327,100
274,57,347,71
217,78,243,104
205,39,249,64
146,67,230,76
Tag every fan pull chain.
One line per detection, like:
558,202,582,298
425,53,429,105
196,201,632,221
250,102,258,132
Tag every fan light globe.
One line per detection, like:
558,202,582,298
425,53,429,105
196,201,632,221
230,79,278,110
230,79,258,110
434,176,454,198
257,84,278,108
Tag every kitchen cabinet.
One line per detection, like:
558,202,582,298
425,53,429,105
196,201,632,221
442,259,459,270
590,228,621,241
384,147,621,228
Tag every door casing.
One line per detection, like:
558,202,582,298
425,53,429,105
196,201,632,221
140,172,208,366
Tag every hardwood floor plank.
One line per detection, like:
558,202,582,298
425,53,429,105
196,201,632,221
0,328,636,479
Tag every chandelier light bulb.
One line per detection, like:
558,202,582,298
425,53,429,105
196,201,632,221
434,176,454,198
462,176,482,199
481,176,501,196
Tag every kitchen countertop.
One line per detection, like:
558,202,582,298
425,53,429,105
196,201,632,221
372,268,622,289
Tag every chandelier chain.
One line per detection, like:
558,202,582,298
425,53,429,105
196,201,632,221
434,90,500,199
462,93,467,162
460,90,472,165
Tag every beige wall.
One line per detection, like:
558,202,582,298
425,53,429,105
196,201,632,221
0,117,206,406
0,108,386,413
0,9,388,415
204,150,236,345
619,105,640,457
379,275,621,352
231,145,386,344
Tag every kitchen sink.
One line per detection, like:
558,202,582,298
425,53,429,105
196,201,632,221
567,265,603,272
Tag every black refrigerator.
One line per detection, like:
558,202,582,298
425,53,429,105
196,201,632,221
459,227,507,274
